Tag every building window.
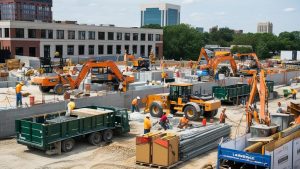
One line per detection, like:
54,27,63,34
125,33,130,41
98,32,105,40
107,45,113,54
133,33,139,41
15,47,23,56
132,45,137,54
148,34,153,41
117,32,122,40
15,28,24,38
98,45,104,55
68,30,75,40
41,29,46,38
148,45,152,55
67,45,74,55
48,30,53,39
140,45,145,56
55,45,63,58
125,45,129,54
78,45,85,55
28,29,37,38
155,34,161,41
56,30,64,39
4,28,9,38
29,47,36,57
116,45,121,54
78,31,86,40
89,45,94,55
108,32,114,40
0,29,2,38
44,45,50,58
88,31,95,40
42,30,53,39
141,33,146,41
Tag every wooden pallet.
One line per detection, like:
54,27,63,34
136,161,183,169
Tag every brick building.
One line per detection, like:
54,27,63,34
0,20,163,58
0,0,52,22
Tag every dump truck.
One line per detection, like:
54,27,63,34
143,83,221,120
15,106,130,154
212,81,274,104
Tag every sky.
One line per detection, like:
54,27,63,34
53,0,300,34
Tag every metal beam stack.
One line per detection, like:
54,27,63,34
179,124,231,161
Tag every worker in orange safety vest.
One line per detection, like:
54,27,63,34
131,96,140,112
178,115,191,129
219,108,227,123
16,82,24,107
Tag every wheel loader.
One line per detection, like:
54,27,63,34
143,83,221,121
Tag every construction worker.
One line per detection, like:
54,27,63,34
131,96,140,112
276,102,284,113
291,88,297,100
16,82,24,107
159,112,169,130
178,115,190,129
66,98,75,116
161,72,168,84
144,115,151,134
219,108,227,124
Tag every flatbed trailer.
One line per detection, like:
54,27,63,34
15,106,130,154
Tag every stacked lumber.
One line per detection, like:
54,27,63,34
6,59,21,70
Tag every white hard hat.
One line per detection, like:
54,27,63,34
137,96,141,99
146,114,150,118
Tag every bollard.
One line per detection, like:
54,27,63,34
202,118,207,126
29,95,35,106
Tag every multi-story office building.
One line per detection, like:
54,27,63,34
0,0,52,22
196,27,204,33
0,20,163,58
141,3,180,27
257,22,273,33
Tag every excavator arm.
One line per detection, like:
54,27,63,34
197,48,210,64
211,54,238,76
69,60,134,91
246,70,269,132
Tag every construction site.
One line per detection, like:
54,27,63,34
0,1,300,169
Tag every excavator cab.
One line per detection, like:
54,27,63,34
169,83,192,103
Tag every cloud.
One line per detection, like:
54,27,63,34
182,0,201,4
215,12,226,16
283,7,295,12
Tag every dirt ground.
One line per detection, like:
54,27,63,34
0,85,298,169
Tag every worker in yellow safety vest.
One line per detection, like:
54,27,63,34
144,115,151,134
131,96,140,112
16,82,24,107
291,89,297,100
66,98,76,116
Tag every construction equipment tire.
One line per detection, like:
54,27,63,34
149,101,163,117
39,86,51,93
103,129,113,142
54,84,65,95
88,132,102,146
61,138,75,152
184,105,199,121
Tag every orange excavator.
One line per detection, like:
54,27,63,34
197,48,238,77
236,53,261,75
125,54,150,71
245,70,270,132
32,60,135,95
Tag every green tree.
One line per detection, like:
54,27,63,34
163,24,205,60
256,41,270,59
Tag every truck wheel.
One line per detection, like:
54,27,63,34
204,110,218,118
149,102,163,117
184,105,199,121
54,84,65,95
103,129,113,142
62,138,75,152
39,86,51,93
88,132,102,146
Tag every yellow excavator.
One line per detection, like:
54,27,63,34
32,60,135,94
143,83,221,120
245,70,270,132
197,48,238,77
